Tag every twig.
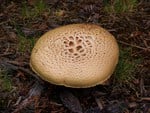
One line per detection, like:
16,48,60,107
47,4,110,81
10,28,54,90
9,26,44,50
0,59,44,84
0,53,14,57
140,78,145,97
95,98,103,110
140,97,150,101
118,40,150,51
0,20,10,25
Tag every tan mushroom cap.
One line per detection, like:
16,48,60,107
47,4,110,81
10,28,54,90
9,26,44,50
30,24,119,88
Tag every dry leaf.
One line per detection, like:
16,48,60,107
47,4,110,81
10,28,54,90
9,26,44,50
60,90,83,113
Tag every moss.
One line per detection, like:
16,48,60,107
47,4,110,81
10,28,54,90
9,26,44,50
0,69,12,91
21,0,49,19
17,35,36,53
104,0,138,14
113,47,141,85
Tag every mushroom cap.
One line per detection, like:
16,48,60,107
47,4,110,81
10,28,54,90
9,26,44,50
30,24,119,88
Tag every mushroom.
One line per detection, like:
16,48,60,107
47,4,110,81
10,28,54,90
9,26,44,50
30,24,119,88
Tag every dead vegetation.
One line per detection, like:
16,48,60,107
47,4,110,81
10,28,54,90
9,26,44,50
0,0,150,113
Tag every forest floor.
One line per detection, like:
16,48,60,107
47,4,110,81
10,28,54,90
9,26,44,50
0,0,150,113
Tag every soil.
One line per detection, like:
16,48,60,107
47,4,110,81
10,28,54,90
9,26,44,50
0,0,150,113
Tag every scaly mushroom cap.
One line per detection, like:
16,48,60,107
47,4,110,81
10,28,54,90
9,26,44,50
30,24,119,88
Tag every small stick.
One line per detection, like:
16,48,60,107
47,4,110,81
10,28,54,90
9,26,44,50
0,59,44,84
118,40,150,51
140,97,150,101
95,97,104,110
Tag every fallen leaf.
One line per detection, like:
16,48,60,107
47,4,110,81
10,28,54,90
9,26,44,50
12,82,43,113
85,107,101,113
103,101,128,113
60,90,83,113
